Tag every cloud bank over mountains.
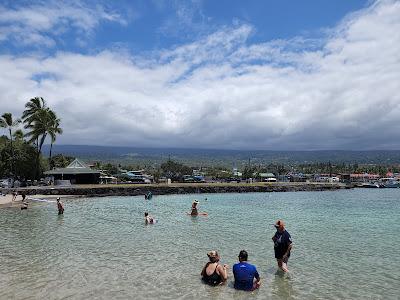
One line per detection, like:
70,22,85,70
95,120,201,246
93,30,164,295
0,0,399,150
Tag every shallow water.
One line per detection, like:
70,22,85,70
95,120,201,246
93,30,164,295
0,189,399,299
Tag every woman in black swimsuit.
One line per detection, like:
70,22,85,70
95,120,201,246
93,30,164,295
201,251,228,286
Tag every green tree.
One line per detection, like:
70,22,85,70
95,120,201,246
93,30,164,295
22,97,62,177
51,154,74,168
47,110,63,165
22,97,47,178
161,159,192,181
0,113,21,178
13,129,24,141
22,97,47,128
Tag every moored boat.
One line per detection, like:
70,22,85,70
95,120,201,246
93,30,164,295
357,182,380,188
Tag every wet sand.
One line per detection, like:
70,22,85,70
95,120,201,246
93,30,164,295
0,193,74,208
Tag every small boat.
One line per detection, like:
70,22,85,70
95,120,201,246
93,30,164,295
383,181,400,188
379,178,400,188
357,182,380,188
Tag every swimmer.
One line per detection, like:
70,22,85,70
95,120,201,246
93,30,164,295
188,200,208,216
56,197,64,215
144,212,155,224
145,191,153,200
201,251,228,286
190,200,199,216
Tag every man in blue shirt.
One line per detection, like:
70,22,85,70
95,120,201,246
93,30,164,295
272,219,293,272
233,250,261,291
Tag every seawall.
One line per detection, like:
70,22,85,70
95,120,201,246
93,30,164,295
4,182,350,197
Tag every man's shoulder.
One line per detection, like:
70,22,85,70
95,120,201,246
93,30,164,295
233,262,241,268
242,262,256,270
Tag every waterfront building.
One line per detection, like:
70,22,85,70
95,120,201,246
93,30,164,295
44,158,101,184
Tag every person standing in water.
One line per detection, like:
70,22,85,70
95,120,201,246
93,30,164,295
56,197,64,215
272,220,293,272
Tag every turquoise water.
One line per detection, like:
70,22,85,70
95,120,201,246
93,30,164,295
0,189,399,299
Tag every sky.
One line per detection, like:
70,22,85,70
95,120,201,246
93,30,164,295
0,0,399,150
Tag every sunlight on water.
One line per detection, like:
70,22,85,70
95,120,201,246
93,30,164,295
0,189,399,299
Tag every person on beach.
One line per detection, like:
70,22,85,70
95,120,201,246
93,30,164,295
201,251,228,286
12,191,18,201
144,212,155,224
56,197,64,215
233,250,261,291
272,220,293,272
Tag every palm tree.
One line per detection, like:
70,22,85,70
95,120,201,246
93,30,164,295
13,129,24,141
0,113,21,178
25,108,53,154
22,97,47,149
22,97,63,177
47,110,63,164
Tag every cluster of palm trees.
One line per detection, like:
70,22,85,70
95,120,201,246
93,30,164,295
0,97,63,179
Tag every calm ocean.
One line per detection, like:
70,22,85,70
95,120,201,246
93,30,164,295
0,189,399,299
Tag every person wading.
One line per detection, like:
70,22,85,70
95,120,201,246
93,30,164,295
272,219,293,272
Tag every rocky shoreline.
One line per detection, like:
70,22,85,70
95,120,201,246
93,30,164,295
3,182,350,197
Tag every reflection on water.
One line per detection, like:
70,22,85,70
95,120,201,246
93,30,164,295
0,189,399,299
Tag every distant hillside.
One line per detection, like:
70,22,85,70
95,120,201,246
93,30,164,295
42,145,400,167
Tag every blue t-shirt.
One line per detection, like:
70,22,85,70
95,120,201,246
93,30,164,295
233,262,259,291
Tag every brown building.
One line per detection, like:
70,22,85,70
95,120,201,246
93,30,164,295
44,158,100,184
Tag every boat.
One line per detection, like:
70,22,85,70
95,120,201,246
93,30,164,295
379,178,400,188
383,180,400,188
357,182,380,188
122,170,153,183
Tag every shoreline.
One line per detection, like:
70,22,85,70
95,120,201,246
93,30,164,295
0,194,80,208
1,182,350,201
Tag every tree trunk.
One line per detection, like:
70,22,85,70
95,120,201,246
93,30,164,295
35,134,47,179
9,128,15,179
49,142,53,169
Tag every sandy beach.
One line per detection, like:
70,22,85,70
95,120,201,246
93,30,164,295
0,193,73,208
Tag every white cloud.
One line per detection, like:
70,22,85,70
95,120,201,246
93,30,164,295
0,1,125,47
0,0,399,150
